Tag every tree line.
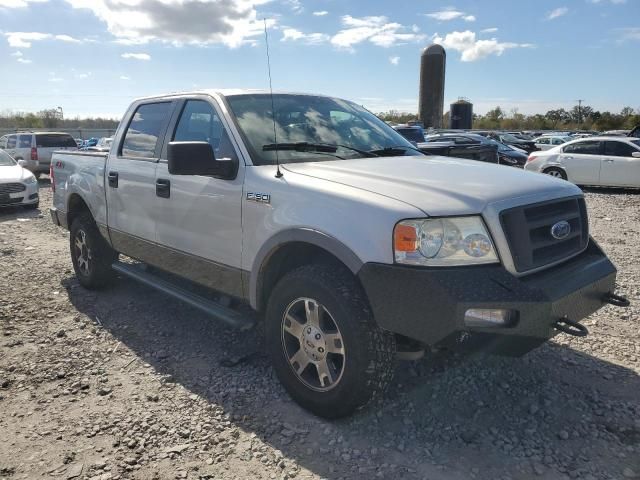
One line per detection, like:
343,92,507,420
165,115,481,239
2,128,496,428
378,105,640,131
0,109,119,130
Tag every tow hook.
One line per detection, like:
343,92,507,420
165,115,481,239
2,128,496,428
553,317,589,337
602,292,630,307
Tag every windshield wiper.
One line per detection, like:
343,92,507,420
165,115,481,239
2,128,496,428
262,142,378,158
369,145,424,155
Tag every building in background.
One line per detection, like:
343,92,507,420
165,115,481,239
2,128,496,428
419,44,446,129
450,98,473,130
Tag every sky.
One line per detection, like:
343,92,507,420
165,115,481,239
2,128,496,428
0,0,638,119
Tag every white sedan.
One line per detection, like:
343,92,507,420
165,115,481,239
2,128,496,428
525,136,640,187
0,150,39,209
533,135,572,151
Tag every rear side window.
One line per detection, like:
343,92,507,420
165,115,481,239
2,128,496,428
563,141,601,155
537,138,549,144
0,136,6,149
604,141,638,157
36,134,77,148
121,102,171,158
18,135,32,148
7,135,17,148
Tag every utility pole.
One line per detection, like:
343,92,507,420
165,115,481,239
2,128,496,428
575,99,584,126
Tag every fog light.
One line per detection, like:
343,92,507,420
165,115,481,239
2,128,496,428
464,309,516,328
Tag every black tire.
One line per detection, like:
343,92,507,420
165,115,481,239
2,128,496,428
24,202,39,210
543,167,567,180
265,264,396,418
34,172,41,179
70,212,117,289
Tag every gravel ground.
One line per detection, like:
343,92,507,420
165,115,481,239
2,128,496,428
1,181,639,480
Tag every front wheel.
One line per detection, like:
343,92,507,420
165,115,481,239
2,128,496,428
543,167,567,180
70,212,117,289
265,264,396,418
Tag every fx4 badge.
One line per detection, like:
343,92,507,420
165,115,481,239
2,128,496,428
246,192,271,204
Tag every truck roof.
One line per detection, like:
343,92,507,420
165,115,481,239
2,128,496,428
132,89,335,103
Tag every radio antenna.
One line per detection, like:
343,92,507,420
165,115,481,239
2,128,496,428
264,18,283,178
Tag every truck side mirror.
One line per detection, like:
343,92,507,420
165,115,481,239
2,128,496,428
167,141,236,179
632,152,640,158
17,159,27,167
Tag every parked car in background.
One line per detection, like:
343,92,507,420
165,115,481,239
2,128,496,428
0,132,77,178
420,133,498,164
486,139,528,167
485,132,538,153
80,137,99,150
602,130,629,137
629,125,639,138
392,126,426,144
75,138,84,147
0,149,39,209
533,135,572,151
525,136,640,187
88,137,114,152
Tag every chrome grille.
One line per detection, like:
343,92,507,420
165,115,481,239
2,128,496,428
500,197,589,273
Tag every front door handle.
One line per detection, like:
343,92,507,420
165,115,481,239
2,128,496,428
156,178,170,198
108,171,118,188
604,158,615,163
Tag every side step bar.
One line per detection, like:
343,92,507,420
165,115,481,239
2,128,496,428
112,261,254,331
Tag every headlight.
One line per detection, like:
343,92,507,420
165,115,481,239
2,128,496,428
23,175,37,185
394,216,499,266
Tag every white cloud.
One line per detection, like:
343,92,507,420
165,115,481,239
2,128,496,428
120,75,131,80
481,27,498,33
17,57,32,64
284,0,302,14
4,31,82,48
331,15,425,50
76,72,91,79
11,50,23,57
281,28,329,44
5,31,51,48
433,30,534,62
616,27,640,41
63,0,274,48
0,0,47,7
389,56,400,65
55,34,81,43
48,74,63,82
121,52,151,60
547,7,568,19
589,0,626,4
313,10,328,16
426,9,476,22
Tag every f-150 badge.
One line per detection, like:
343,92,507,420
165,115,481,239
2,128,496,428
246,192,271,204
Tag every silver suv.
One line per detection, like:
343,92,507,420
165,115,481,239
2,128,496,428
0,132,77,177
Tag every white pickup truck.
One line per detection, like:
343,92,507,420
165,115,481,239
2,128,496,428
50,90,628,418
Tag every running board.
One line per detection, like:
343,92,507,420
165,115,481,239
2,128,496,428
112,261,254,330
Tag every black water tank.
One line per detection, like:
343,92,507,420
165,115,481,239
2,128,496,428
419,44,446,129
450,99,473,130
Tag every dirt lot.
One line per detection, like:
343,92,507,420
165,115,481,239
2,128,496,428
1,181,639,480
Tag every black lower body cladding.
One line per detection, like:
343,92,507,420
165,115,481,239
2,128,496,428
358,240,617,357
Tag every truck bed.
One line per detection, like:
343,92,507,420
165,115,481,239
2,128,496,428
51,150,109,229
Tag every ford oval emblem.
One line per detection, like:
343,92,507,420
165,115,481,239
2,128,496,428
551,221,571,240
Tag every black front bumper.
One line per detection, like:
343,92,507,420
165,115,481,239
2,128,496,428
358,240,617,357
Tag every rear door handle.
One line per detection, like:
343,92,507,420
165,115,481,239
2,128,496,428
108,171,118,188
156,178,170,198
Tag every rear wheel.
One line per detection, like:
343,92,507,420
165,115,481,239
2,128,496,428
265,264,396,418
543,167,567,180
70,212,117,289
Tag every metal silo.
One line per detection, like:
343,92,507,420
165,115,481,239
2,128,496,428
418,44,446,129
450,99,473,130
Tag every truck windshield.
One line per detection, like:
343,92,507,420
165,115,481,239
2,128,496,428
225,94,420,166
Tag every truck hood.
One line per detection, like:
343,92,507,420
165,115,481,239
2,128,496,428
282,155,581,216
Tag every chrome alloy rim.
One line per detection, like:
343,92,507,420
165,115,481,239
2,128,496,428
281,298,345,391
546,170,563,178
74,229,92,276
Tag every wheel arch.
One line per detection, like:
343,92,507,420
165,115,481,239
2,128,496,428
66,193,93,229
250,229,364,312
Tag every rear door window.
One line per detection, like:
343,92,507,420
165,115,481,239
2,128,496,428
563,141,601,155
537,138,549,145
18,135,32,148
7,135,17,148
36,134,77,148
121,102,171,158
604,141,638,157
